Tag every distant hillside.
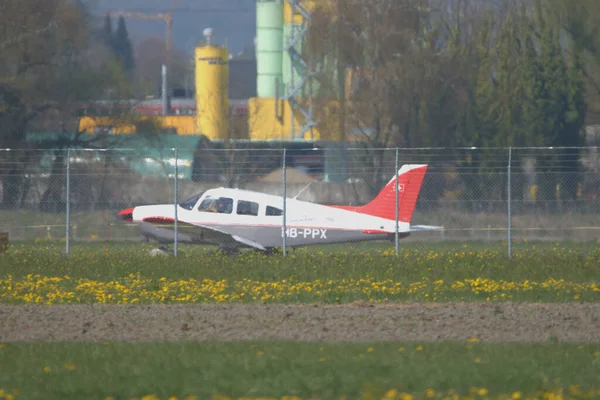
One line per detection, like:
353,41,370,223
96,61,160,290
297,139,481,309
93,0,256,54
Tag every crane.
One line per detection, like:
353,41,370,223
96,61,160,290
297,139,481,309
108,0,180,54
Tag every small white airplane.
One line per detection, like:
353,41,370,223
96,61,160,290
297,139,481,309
118,164,442,254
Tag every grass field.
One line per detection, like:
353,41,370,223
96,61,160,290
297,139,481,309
1,342,600,400
2,241,600,399
0,241,598,304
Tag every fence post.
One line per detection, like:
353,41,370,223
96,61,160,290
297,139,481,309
65,148,71,256
174,148,179,257
508,146,512,259
395,147,399,255
282,148,287,256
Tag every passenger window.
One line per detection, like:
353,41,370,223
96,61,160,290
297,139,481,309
266,206,282,216
237,200,259,216
198,196,233,214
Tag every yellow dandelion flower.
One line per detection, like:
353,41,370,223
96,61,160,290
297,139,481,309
43,366,51,373
416,346,423,351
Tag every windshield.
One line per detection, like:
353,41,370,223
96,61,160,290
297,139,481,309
179,192,204,210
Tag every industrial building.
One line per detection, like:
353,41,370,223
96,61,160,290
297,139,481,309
79,0,341,142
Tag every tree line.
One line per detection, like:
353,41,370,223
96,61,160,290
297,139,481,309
306,0,600,203
307,0,600,148
0,0,182,209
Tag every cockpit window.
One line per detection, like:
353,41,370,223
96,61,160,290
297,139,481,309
237,200,259,216
198,196,233,214
179,192,204,210
266,206,282,216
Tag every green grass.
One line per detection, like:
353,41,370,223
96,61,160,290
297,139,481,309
0,241,599,304
0,342,599,400
1,241,599,283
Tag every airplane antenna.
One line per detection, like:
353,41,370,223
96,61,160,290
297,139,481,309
293,181,314,200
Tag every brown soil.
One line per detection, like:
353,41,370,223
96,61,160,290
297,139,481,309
1,303,599,343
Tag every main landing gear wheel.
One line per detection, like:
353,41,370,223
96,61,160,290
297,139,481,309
217,247,239,256
149,245,169,257
262,247,285,256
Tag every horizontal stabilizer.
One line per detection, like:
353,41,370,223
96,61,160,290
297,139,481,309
410,225,444,232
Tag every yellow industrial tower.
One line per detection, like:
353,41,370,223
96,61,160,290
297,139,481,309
195,28,229,140
78,28,231,137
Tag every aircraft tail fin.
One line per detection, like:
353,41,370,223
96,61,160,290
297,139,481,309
358,164,428,222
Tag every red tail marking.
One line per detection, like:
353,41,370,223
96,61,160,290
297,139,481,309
329,165,428,222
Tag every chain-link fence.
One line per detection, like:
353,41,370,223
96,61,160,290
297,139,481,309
0,146,598,256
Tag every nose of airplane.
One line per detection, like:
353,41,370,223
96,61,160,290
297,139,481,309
118,207,134,222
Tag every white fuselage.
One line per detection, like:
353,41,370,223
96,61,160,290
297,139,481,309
132,187,410,234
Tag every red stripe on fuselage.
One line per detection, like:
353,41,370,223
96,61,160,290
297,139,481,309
142,216,176,225
135,218,405,233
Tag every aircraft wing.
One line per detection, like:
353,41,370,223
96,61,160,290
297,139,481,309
409,225,445,231
170,221,267,251
139,220,267,251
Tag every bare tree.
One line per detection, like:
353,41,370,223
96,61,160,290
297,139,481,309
0,0,145,209
306,0,430,193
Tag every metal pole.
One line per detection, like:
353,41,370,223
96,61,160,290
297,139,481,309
395,148,399,255
105,223,110,257
289,0,295,140
161,64,168,116
282,148,287,255
174,148,179,257
508,147,512,259
65,148,71,256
